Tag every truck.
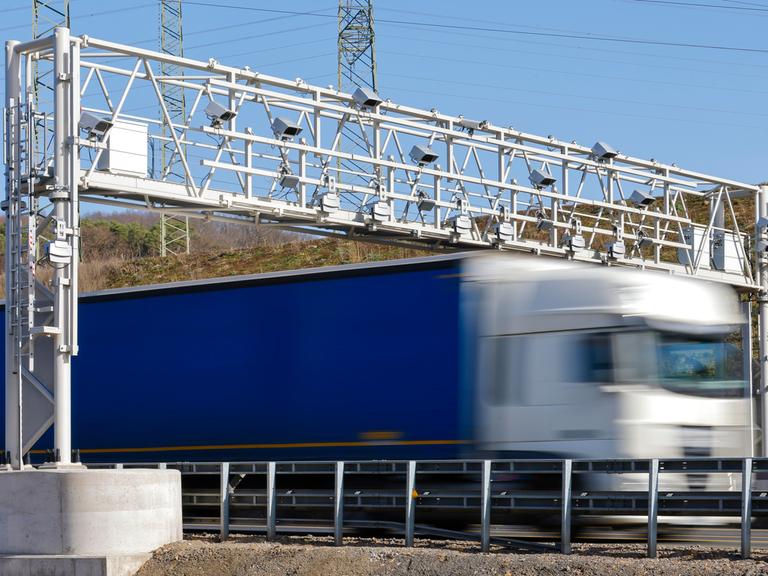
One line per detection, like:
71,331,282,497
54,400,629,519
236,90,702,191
0,252,751,492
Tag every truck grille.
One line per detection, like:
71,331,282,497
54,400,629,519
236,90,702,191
681,426,712,490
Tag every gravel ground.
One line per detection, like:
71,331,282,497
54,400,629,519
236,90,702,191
135,534,768,576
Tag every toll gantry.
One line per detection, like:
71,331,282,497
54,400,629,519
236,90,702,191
4,29,768,468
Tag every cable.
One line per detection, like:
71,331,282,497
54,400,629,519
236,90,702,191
181,1,768,55
382,32,767,81
0,3,154,34
384,71,768,119
380,49,768,96
378,83,756,131
185,22,328,52
623,0,768,11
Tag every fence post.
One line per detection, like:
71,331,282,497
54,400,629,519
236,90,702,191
405,460,416,547
266,461,277,540
220,462,230,541
742,458,753,559
561,459,572,555
647,458,659,559
334,461,345,546
481,459,492,552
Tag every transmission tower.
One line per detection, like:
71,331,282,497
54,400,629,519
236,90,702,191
32,0,70,169
159,0,190,256
337,0,377,187
338,0,377,93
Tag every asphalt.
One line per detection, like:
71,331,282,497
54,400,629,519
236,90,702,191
187,521,768,549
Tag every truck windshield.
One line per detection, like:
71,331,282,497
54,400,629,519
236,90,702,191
656,334,745,398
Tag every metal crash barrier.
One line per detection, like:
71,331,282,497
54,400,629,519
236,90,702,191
89,458,768,558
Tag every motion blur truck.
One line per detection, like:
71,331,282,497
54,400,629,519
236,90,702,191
0,253,750,485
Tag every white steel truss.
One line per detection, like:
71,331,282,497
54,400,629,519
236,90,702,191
4,28,768,467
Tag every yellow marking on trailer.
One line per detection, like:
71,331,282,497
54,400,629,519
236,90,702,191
359,431,404,441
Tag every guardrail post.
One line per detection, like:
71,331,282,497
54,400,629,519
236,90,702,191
481,459,491,552
266,461,277,540
647,458,659,559
561,459,572,555
220,462,230,541
742,458,753,559
334,461,344,546
405,460,416,547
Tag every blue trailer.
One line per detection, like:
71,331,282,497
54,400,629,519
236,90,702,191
2,251,751,470
2,255,471,463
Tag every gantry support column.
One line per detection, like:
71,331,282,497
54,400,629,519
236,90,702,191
51,26,78,465
4,39,22,467
758,186,768,457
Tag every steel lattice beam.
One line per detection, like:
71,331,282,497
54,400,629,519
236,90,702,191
52,33,760,288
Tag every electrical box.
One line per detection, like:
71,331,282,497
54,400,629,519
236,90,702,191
677,226,711,269
712,230,743,273
96,120,148,177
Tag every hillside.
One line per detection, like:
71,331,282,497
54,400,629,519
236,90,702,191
79,238,430,293
0,213,430,296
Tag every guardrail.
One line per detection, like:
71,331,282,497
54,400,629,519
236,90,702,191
90,457,767,559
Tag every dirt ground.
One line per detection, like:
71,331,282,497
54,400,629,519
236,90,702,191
135,534,768,576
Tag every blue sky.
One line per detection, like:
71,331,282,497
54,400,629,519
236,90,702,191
2,0,767,185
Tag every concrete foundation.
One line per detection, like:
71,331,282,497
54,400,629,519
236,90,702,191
0,553,150,576
0,468,182,575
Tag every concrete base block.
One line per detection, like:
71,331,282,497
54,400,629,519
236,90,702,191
0,468,182,558
0,553,150,576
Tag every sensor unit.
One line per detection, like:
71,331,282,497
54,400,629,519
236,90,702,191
592,141,618,160
205,101,237,127
409,145,439,166
272,117,302,140
352,86,383,109
529,169,556,188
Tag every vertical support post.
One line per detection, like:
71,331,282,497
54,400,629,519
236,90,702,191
561,459,573,555
758,186,768,457
5,39,21,469
298,142,307,207
742,458,753,559
743,301,755,456
53,26,74,465
244,139,252,199
433,173,441,230
220,462,230,541
405,460,416,547
334,461,344,546
647,458,659,559
480,459,491,552
266,461,277,540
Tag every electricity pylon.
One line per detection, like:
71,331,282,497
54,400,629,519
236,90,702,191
159,0,190,256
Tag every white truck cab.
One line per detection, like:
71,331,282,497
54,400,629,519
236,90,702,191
468,254,749,491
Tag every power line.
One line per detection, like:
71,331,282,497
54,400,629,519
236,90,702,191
384,71,768,118
624,0,768,11
382,32,768,81
0,2,154,34
181,1,768,55
380,83,756,131
381,48,768,96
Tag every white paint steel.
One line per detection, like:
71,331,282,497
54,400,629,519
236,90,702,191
4,39,22,468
